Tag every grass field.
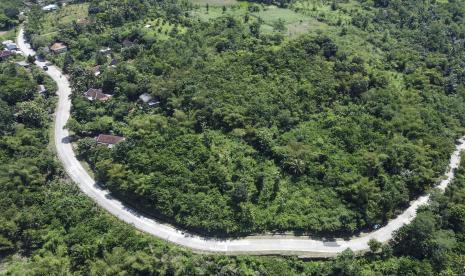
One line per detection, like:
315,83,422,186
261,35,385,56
254,6,326,35
0,28,17,42
189,0,381,60
187,0,374,40
190,2,324,36
142,18,187,41
291,0,361,26
40,3,89,35
190,0,238,6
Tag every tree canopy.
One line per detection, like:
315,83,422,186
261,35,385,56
2,0,465,274
30,0,465,236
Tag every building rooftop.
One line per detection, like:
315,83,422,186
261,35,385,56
42,4,58,11
110,59,118,66
139,93,153,103
96,134,125,145
139,93,160,106
38,85,47,93
50,42,67,51
84,88,111,101
5,43,17,50
99,47,111,53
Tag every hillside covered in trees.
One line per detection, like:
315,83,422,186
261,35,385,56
0,60,464,276
1,0,465,274
21,0,465,237
0,0,21,30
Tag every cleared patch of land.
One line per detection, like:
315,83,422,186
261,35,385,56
39,3,89,35
141,18,187,41
190,2,322,36
190,0,238,6
292,0,361,26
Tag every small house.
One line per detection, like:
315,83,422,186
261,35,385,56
139,93,152,103
5,43,17,51
38,85,47,94
42,4,58,12
139,93,159,107
0,50,12,61
84,88,111,102
99,47,111,55
50,42,67,54
2,40,13,46
110,58,118,68
96,134,125,148
110,58,118,66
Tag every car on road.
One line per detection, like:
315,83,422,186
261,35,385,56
42,65,48,71
45,62,53,66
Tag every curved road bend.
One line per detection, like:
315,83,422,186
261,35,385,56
17,28,465,257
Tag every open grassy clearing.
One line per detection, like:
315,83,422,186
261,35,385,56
187,0,367,37
0,28,17,41
253,5,325,35
190,2,324,36
141,18,187,40
187,0,379,51
190,0,239,6
285,20,327,37
256,5,312,24
292,0,362,26
189,4,245,21
39,3,89,35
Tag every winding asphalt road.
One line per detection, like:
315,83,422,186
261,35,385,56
16,28,465,257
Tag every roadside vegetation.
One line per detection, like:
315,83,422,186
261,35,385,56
20,0,465,238
1,0,465,274
0,0,22,40
0,0,21,29
0,59,464,274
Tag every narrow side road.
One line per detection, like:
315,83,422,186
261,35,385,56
16,28,465,257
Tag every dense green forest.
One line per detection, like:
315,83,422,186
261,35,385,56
1,0,465,274
0,59,464,273
1,60,465,276
21,0,465,236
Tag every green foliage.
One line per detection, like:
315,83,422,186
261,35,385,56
386,155,465,273
246,0,293,8
2,1,465,272
0,64,35,105
0,0,21,29
22,0,463,237
0,99,13,134
368,238,382,253
17,99,49,128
